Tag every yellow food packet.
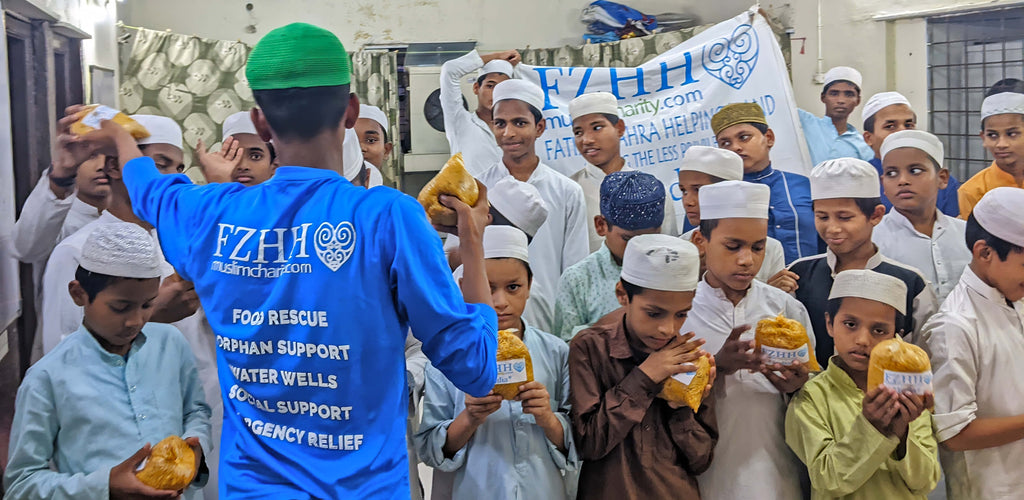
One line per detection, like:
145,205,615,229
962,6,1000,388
135,435,195,491
70,104,150,140
493,328,533,400
867,336,932,396
755,314,821,371
658,355,711,412
416,153,479,227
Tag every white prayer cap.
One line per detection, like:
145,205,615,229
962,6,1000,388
483,225,530,263
342,128,364,181
828,269,908,315
366,162,384,187
489,176,549,238
79,222,162,279
478,59,514,79
620,234,700,292
823,66,863,90
862,92,911,124
221,111,258,141
880,130,944,168
810,158,881,200
974,187,1024,247
569,92,619,121
358,104,390,133
698,181,770,220
493,79,545,113
980,92,1024,123
679,146,743,181
132,115,183,150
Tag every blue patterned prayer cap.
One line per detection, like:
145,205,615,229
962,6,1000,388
600,171,666,231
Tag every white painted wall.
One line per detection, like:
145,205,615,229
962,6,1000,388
35,0,120,101
0,0,23,328
120,0,1021,123
118,0,750,50
0,0,118,326
786,0,1023,127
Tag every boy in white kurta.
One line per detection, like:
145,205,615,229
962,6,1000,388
473,79,589,332
40,115,196,355
566,92,678,251
860,91,960,216
923,187,1024,499
684,181,815,500
676,146,789,289
440,49,518,175
12,110,112,363
873,130,971,301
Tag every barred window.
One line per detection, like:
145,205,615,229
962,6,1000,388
928,7,1024,179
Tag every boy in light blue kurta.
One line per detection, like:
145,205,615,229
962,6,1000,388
553,170,665,341
5,223,211,500
798,66,875,165
417,226,579,499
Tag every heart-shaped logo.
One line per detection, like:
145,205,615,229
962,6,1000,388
314,221,357,272
513,361,526,372
702,23,759,90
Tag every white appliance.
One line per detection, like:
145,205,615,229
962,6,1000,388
405,65,478,173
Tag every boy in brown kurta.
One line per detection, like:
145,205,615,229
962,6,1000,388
569,234,719,499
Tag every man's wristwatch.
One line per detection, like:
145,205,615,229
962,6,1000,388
48,164,77,188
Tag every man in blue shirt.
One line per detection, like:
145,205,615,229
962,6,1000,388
798,66,875,165
712,102,819,263
85,23,498,499
861,91,961,216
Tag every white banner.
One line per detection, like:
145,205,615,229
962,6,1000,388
519,6,812,228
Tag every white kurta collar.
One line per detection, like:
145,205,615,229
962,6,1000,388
470,112,494,137
696,274,755,306
70,196,102,217
961,265,1021,311
96,210,125,224
885,209,950,240
494,160,550,185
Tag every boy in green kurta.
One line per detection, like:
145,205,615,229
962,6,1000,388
785,269,940,499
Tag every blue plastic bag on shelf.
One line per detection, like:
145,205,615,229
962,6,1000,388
581,0,658,38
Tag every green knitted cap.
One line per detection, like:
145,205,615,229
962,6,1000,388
246,23,351,90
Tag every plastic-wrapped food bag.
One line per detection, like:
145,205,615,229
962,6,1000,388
71,104,150,140
492,329,534,400
755,314,821,371
416,153,479,227
867,336,932,396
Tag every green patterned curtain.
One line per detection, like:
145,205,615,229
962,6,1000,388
117,26,403,186
349,50,402,186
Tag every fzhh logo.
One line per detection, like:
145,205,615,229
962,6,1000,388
314,222,356,272
702,23,759,90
